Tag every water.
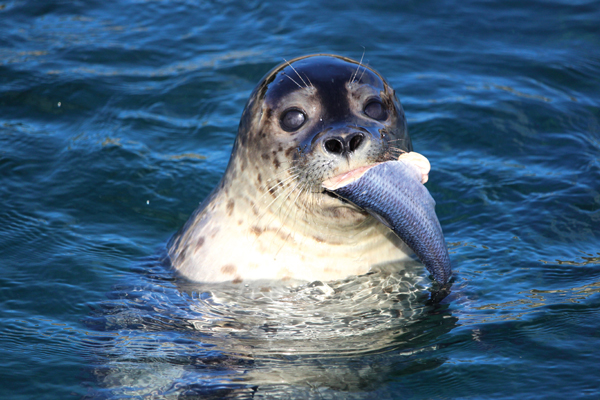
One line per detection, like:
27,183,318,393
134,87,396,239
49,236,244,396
1,0,599,398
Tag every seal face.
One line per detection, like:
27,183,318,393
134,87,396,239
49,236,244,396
169,54,414,283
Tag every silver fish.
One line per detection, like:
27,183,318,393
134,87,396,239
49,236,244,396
323,160,452,288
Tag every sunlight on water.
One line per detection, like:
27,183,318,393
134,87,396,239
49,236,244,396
84,258,456,398
1,0,599,398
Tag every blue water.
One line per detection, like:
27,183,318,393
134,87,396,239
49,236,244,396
2,0,599,398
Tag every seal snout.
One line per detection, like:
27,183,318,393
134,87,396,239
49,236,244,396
323,132,365,156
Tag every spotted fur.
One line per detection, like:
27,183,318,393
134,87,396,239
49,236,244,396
168,54,414,283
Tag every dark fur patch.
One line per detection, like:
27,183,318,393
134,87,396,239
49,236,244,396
257,173,262,184
179,246,188,261
226,199,235,216
250,226,263,236
277,230,288,241
285,146,296,158
261,153,270,161
232,277,243,284
196,236,205,248
250,201,259,216
221,264,237,275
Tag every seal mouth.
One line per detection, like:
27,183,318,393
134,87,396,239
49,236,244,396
320,163,383,207
321,152,431,195
322,163,382,191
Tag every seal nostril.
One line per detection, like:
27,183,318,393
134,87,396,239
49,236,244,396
349,134,364,152
325,138,344,155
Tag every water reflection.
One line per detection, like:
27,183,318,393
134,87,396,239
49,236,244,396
85,257,457,398
455,258,600,326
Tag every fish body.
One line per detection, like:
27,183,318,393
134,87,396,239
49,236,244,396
325,160,452,286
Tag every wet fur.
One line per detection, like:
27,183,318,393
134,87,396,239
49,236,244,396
169,54,414,284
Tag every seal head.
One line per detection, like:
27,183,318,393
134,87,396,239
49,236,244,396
169,54,414,283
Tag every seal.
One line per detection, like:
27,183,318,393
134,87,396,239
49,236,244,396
168,54,415,284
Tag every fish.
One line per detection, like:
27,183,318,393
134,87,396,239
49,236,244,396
322,153,452,289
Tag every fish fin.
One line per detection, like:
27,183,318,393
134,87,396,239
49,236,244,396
365,208,392,230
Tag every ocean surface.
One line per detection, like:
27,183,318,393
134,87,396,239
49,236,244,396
1,0,599,398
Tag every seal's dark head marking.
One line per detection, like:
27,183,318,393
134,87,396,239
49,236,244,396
237,55,410,154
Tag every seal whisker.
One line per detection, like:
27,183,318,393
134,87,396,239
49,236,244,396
274,180,303,221
264,172,298,189
273,182,308,257
257,173,301,205
283,57,310,88
248,179,303,248
282,72,303,89
265,165,300,182
261,180,304,252
388,145,409,156
255,173,301,214
386,139,407,145
350,48,366,84
261,166,300,192
357,61,370,83
263,167,299,185
261,178,303,223
303,72,314,88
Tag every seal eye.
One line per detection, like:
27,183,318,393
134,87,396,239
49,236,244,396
364,100,387,121
280,108,306,131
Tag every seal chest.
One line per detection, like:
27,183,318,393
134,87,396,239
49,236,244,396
169,54,416,284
